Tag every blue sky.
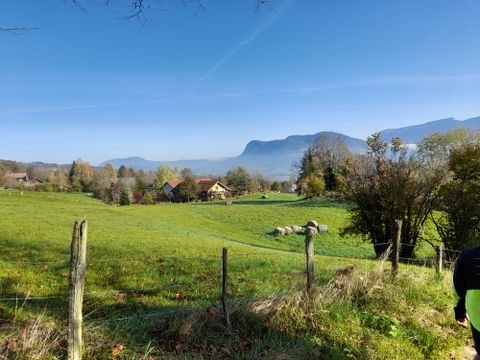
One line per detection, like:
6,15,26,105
1,0,480,164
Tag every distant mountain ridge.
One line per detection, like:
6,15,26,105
101,115,480,179
242,132,366,156
101,132,365,179
380,116,480,143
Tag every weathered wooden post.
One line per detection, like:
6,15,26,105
437,246,443,275
305,226,317,296
222,247,232,332
392,220,402,280
68,219,88,360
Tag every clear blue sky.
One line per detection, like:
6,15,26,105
1,0,480,164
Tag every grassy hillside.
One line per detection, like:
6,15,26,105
0,190,469,359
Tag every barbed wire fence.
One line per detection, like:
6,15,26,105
0,218,463,359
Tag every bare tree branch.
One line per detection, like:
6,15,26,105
2,0,274,34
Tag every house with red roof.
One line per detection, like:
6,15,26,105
5,172,29,183
164,179,183,197
163,178,232,201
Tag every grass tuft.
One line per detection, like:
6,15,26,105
0,313,65,360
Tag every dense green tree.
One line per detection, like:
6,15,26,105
296,146,325,198
143,192,155,205
0,163,6,187
118,165,128,178
298,173,325,199
69,159,94,192
226,166,252,196
432,143,480,253
120,186,131,206
313,134,352,192
343,133,445,258
134,170,147,194
175,175,198,202
155,164,178,187
68,160,77,183
271,181,281,192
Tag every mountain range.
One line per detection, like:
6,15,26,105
101,116,480,179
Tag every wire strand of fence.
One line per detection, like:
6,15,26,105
86,308,191,324
88,255,221,264
399,257,436,263
0,295,66,302
85,284,186,296
0,259,68,265
0,255,223,267
372,241,462,254
232,252,303,257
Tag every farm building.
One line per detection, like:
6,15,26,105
5,172,29,183
164,179,183,197
195,178,232,201
164,178,232,201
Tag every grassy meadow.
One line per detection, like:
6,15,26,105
0,190,470,359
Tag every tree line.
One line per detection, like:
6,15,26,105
0,160,294,205
296,129,480,257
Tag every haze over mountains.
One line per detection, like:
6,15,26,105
102,116,480,179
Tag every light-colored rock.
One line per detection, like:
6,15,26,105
317,224,328,233
290,225,302,233
284,226,294,235
274,227,286,236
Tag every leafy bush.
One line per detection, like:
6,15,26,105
143,192,155,205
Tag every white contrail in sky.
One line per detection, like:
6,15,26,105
194,0,297,90
160,0,297,123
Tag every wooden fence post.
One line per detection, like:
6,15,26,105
68,219,88,360
391,220,402,280
437,246,443,275
305,227,316,296
222,247,232,332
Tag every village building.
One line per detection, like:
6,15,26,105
164,179,183,197
163,178,232,201
195,178,232,201
5,172,29,183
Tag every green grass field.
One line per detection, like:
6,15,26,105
0,190,469,359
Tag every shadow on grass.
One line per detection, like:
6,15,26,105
0,231,377,359
284,199,352,209
192,198,353,210
192,199,297,206
81,300,358,360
